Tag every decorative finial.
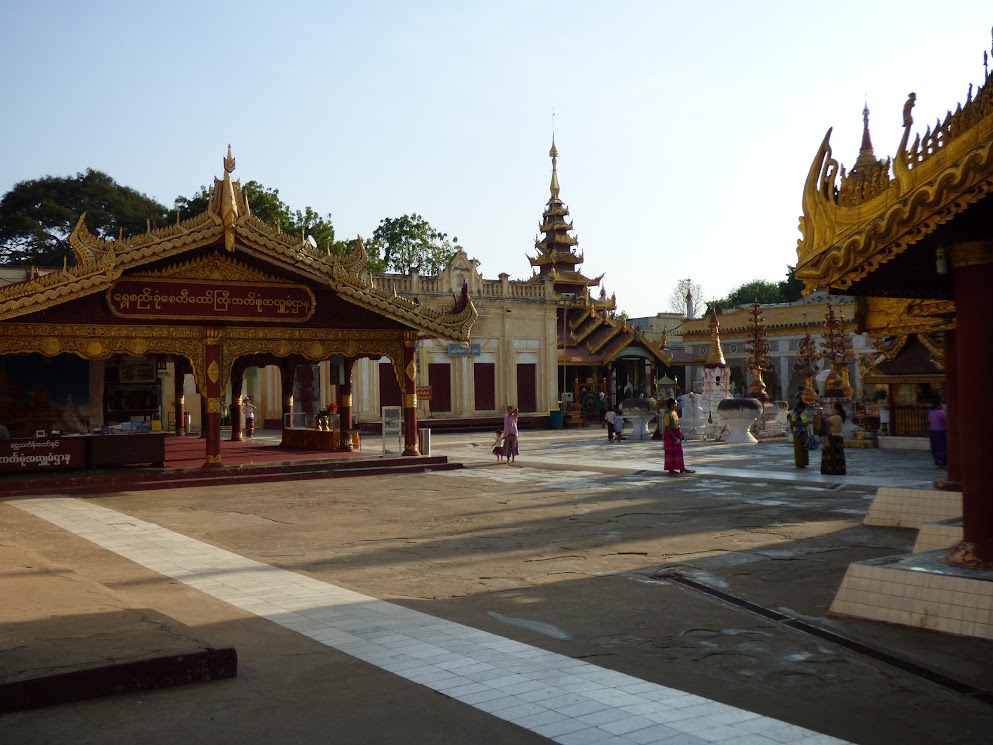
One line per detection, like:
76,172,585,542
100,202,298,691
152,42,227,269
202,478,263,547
224,144,236,174
549,135,560,198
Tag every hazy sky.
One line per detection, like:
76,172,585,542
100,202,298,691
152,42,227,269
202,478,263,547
2,2,991,317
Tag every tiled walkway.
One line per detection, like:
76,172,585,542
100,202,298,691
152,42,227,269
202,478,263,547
7,496,848,745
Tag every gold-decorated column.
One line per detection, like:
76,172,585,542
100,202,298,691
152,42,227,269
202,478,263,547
402,340,419,456
203,329,223,467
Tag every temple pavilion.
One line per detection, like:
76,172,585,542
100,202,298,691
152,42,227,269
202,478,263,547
0,149,477,468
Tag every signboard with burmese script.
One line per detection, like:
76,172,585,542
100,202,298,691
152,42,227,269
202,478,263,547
0,437,86,473
107,279,315,322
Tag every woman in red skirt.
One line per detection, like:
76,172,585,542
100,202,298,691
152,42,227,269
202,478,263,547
663,398,695,475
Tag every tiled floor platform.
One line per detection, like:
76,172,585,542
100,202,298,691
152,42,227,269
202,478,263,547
8,496,850,745
863,487,961,529
830,550,993,641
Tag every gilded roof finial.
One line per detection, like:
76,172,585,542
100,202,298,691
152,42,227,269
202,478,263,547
854,99,878,170
221,144,239,251
549,135,560,199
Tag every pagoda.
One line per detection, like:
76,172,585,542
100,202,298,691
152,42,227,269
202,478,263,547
528,138,604,295
527,138,692,413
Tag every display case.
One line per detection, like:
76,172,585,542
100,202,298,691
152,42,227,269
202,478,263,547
106,384,160,415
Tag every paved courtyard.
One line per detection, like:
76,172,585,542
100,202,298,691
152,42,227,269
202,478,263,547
2,430,991,745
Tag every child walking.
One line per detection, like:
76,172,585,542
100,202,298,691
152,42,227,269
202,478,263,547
492,430,504,462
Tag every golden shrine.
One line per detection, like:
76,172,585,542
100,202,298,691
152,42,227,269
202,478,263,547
0,148,477,468
797,43,993,577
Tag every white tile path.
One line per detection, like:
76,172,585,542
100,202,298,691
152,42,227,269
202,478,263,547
7,496,850,745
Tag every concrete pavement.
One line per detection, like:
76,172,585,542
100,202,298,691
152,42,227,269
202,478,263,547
2,430,990,745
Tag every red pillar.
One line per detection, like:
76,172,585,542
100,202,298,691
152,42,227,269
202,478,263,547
203,329,222,467
402,340,419,456
943,330,961,487
943,244,993,568
339,357,355,451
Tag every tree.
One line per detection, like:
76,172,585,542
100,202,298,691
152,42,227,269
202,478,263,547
175,181,340,254
667,277,703,317
704,278,785,316
0,170,170,266
369,214,461,275
779,265,804,303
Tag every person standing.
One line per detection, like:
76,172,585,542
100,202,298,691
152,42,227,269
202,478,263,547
242,396,257,438
927,398,948,467
820,403,847,475
789,401,811,468
604,406,617,442
613,407,626,442
502,406,519,464
598,391,607,426
663,398,694,475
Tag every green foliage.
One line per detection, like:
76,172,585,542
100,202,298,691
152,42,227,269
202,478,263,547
0,169,170,266
704,266,803,316
1,167,456,280
779,265,804,303
369,213,461,275
175,181,339,254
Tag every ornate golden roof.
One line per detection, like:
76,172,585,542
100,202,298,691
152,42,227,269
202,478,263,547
0,149,476,341
528,138,602,291
797,69,993,293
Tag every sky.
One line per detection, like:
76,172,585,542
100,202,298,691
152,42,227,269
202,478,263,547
2,2,991,317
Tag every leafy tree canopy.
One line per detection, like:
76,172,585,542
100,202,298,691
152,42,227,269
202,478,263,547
0,169,170,266
175,181,342,255
1,169,459,279
704,266,804,316
369,213,461,275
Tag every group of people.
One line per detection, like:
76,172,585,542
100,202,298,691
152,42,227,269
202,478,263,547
788,401,847,475
603,406,625,442
492,405,520,464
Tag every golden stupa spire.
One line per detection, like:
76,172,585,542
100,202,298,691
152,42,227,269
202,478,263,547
705,307,726,367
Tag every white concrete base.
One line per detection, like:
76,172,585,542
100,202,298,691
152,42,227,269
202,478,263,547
716,401,762,445
830,551,993,640
863,487,961,528
913,519,964,553
877,436,929,451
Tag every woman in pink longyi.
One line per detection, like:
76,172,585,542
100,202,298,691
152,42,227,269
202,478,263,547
663,398,694,475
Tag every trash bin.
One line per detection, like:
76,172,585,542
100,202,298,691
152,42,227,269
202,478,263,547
418,427,431,456
183,412,192,435
549,410,564,430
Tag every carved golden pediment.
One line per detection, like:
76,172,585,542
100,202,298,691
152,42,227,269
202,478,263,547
797,79,993,293
134,252,281,283
858,296,955,336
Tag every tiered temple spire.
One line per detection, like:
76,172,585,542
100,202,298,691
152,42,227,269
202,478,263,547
528,138,603,294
